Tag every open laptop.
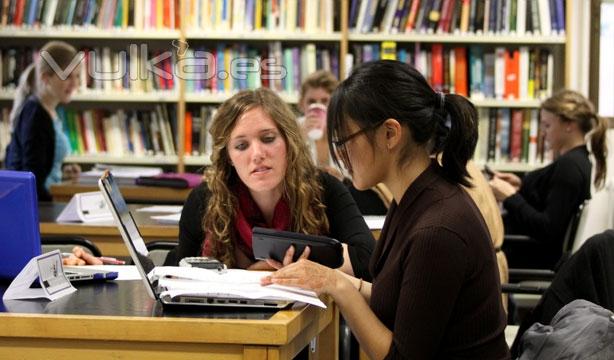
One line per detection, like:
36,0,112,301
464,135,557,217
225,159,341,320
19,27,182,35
98,170,292,309
0,170,117,282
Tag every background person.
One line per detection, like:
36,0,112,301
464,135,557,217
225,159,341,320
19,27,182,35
175,87,375,279
4,40,81,201
489,89,608,269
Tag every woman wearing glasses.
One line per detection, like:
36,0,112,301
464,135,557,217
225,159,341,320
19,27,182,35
174,87,374,280
263,61,510,359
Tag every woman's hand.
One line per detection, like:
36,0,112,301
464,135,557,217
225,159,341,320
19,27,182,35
62,246,103,266
261,258,345,296
265,245,311,270
494,171,522,190
489,177,518,201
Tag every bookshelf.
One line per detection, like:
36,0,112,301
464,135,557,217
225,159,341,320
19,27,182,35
0,0,574,173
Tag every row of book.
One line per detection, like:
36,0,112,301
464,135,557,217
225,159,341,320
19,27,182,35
348,43,554,100
0,103,551,167
184,105,216,156
56,105,179,157
1,0,180,29
0,46,177,92
183,0,336,33
350,0,565,35
1,42,338,95
474,107,551,165
1,0,337,33
184,42,339,95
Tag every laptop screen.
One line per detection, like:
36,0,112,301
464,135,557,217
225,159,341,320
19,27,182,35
98,171,157,298
0,170,42,279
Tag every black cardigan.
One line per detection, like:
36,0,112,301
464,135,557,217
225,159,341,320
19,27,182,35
503,145,591,269
4,96,55,201
176,172,375,280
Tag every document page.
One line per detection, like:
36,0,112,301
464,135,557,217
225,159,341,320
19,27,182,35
151,267,326,308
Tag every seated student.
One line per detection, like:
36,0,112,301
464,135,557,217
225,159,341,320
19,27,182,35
263,60,510,359
4,41,81,201
299,70,389,215
489,90,608,269
175,87,374,279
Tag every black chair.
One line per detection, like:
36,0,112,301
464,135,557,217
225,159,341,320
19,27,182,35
145,241,177,266
41,236,102,257
502,202,588,324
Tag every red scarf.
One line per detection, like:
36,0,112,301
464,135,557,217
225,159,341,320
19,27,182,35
202,183,292,259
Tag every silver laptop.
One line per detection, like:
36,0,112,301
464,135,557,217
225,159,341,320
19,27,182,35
98,170,291,309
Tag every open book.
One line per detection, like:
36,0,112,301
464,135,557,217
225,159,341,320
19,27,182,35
149,267,326,308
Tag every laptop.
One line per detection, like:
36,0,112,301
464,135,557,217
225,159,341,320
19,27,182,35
98,170,292,309
0,170,117,282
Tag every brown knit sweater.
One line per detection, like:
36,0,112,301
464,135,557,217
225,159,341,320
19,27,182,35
370,162,510,359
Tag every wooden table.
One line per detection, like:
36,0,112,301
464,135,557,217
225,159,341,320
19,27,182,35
50,182,192,204
0,280,338,359
39,203,179,257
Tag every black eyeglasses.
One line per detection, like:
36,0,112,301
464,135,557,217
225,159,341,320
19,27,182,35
332,120,386,171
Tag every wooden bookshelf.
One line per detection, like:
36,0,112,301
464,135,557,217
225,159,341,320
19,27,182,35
0,0,575,173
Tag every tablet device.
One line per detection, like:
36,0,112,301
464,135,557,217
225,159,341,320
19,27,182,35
252,227,344,268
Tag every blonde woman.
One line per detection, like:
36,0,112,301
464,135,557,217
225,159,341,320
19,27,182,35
5,41,81,201
490,90,608,269
176,88,374,278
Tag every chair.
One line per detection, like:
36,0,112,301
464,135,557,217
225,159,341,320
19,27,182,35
502,201,588,323
41,236,102,257
145,241,177,266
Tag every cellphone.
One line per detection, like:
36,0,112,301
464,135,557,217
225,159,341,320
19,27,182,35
483,164,495,178
179,257,226,272
252,227,344,269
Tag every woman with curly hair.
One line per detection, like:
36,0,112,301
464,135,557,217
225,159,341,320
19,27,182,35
175,87,374,278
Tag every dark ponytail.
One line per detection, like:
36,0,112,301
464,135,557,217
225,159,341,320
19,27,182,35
327,60,478,186
439,93,478,187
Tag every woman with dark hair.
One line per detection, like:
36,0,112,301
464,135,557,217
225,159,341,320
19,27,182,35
263,60,509,359
5,40,81,201
175,87,374,278
490,90,608,269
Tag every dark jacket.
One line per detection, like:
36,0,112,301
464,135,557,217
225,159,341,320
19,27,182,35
511,230,614,357
518,299,614,360
5,96,55,201
176,172,375,280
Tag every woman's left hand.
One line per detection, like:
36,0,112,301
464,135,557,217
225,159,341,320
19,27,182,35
489,177,518,201
260,258,341,296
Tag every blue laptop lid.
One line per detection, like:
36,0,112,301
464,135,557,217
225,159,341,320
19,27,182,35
0,170,42,279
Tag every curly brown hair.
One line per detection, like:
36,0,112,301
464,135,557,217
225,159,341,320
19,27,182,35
203,88,330,267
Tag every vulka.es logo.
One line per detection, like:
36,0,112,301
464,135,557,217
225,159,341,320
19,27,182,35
40,50,85,80
40,42,287,82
